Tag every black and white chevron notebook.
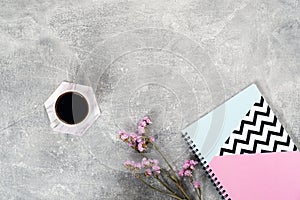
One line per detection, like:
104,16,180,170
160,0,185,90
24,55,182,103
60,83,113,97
182,84,299,200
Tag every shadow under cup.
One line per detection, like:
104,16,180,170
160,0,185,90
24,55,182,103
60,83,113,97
55,91,89,125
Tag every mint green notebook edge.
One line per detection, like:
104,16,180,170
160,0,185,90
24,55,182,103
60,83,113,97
182,84,261,163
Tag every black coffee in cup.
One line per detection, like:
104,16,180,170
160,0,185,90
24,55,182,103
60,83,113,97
55,91,89,125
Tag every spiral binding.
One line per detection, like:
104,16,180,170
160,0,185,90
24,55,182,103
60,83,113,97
182,132,231,200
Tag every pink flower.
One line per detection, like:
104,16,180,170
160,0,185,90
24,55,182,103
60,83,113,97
190,165,195,170
152,165,161,174
119,130,129,141
151,159,159,166
193,180,201,189
139,120,147,127
119,130,127,134
184,169,192,176
129,132,137,140
135,162,142,169
122,134,129,139
118,117,156,152
142,158,150,167
184,160,190,165
128,143,134,147
120,132,138,148
183,162,190,169
145,169,152,176
138,126,145,134
124,160,134,167
138,142,146,152
178,159,199,177
149,136,155,143
178,169,184,177
137,116,152,135
124,160,137,170
123,157,161,177
136,135,143,143
190,160,198,166
143,116,152,125
120,134,128,140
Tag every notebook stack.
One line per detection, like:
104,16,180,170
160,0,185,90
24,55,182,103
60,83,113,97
183,84,299,200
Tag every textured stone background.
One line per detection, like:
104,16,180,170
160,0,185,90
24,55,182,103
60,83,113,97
0,0,299,199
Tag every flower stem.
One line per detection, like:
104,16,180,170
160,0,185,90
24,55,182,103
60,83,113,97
144,128,177,178
136,176,183,200
175,181,191,200
155,176,183,199
189,177,201,200
161,168,177,183
152,143,191,200
144,129,190,200
197,188,202,200
152,142,178,179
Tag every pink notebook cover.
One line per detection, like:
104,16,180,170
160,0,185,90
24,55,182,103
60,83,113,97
210,151,300,200
183,84,299,200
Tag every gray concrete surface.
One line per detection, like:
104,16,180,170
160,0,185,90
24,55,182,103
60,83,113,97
0,0,299,199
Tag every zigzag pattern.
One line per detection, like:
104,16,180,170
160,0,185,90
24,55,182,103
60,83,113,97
219,96,298,156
